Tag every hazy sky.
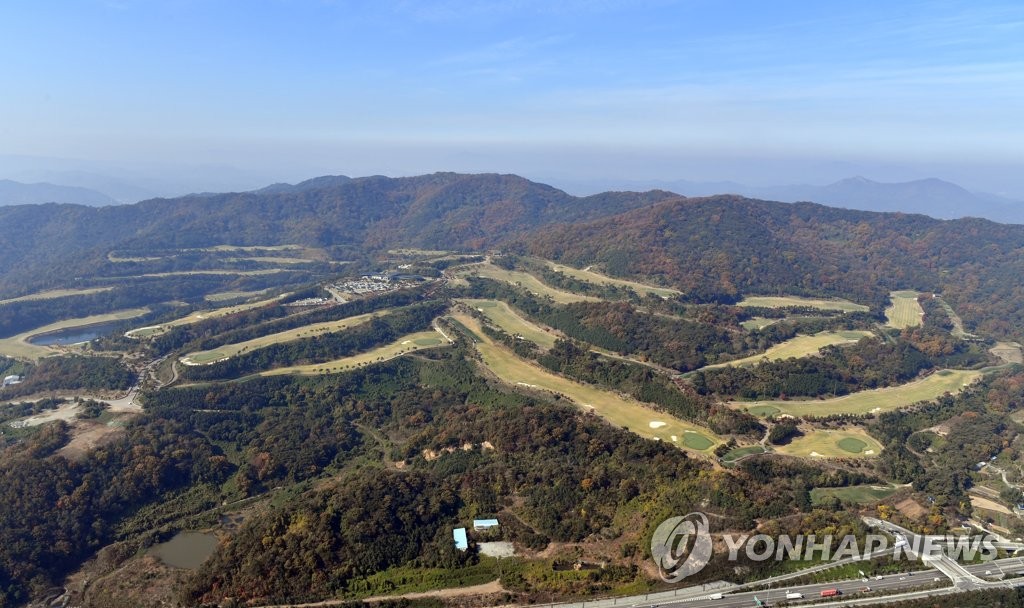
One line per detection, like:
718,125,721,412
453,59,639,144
2,0,1023,195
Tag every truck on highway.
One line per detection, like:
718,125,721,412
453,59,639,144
785,592,804,599
707,593,723,600
820,588,841,597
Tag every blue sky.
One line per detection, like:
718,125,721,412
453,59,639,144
1,0,1023,195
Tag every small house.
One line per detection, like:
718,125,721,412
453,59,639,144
453,527,468,551
473,518,499,531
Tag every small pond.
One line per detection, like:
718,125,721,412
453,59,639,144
148,531,219,569
28,321,122,346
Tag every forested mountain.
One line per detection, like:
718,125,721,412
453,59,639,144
0,173,674,295
5,173,1024,338
524,194,1024,338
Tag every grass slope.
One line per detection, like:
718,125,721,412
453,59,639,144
543,261,681,298
774,428,883,458
735,368,987,417
460,299,560,348
450,312,721,453
810,485,900,505
0,287,114,306
126,295,284,338
258,330,450,376
458,263,599,304
737,295,869,313
885,291,924,328
180,310,387,364
703,331,873,369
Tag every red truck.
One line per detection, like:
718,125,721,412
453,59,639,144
820,588,841,597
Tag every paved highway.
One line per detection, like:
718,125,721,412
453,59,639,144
662,574,945,607
548,519,1024,608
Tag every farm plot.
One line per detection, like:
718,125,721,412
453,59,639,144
774,428,883,458
885,291,924,328
737,295,869,312
0,308,150,360
450,312,721,453
180,311,387,365
458,263,599,304
543,261,681,298
734,368,987,417
258,330,450,376
810,485,899,505
460,299,559,348
702,330,873,369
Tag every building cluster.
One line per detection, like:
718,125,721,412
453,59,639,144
331,274,425,296
452,519,500,551
284,297,329,307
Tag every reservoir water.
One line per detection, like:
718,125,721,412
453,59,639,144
148,531,219,569
27,321,121,346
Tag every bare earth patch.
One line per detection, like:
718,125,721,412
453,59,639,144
971,495,1013,516
895,497,928,519
59,419,127,460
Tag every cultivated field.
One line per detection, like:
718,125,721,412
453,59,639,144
737,295,869,312
810,485,899,505
736,368,987,417
0,287,114,306
180,311,387,364
126,295,284,338
259,330,450,376
885,291,924,328
458,263,599,304
543,261,682,298
461,299,560,348
450,312,721,453
970,495,1014,516
0,308,150,360
702,330,873,369
774,427,883,458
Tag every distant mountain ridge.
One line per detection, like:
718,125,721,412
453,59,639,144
524,192,1024,337
4,171,1024,338
0,172,674,293
0,179,117,206
557,176,1024,224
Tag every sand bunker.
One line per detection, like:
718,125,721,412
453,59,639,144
649,421,667,429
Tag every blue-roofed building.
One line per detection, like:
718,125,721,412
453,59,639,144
473,518,499,531
453,527,468,551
